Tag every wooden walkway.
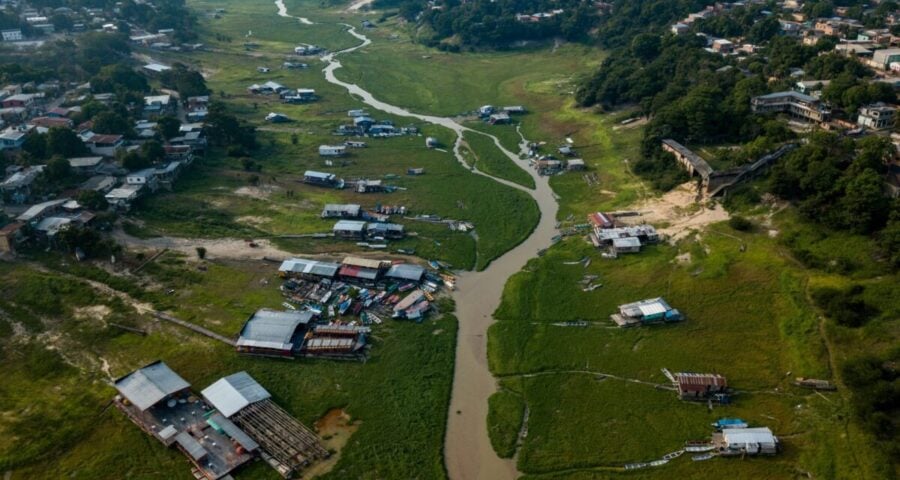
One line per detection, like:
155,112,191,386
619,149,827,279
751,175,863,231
152,312,236,346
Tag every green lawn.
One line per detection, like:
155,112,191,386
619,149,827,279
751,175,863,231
463,131,535,189
486,219,898,478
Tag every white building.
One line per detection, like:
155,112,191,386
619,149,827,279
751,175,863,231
1,29,22,41
318,145,347,157
857,103,896,130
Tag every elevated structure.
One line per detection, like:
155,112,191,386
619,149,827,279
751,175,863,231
235,309,315,357
113,361,254,480
202,372,329,478
750,91,831,123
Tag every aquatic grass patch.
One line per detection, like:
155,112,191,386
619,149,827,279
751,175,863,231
487,390,526,458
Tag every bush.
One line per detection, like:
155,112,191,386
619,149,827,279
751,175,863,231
811,285,879,328
728,215,753,231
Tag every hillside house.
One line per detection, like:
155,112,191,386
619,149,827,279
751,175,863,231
16,198,67,224
857,103,896,130
0,128,27,150
0,222,23,254
78,175,117,193
142,63,171,76
750,91,831,123
82,133,124,157
1,29,22,41
143,94,174,118
67,156,104,175
105,184,143,210
1,165,44,202
126,168,159,192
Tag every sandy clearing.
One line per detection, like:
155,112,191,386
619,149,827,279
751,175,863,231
623,182,730,242
346,0,376,12
234,184,282,200
302,408,360,479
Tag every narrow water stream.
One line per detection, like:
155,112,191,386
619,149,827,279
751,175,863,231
284,8,560,478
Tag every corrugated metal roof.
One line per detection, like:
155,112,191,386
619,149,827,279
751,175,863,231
675,372,727,387
174,431,208,460
208,412,259,451
339,265,379,280
333,220,366,232
342,256,384,269
385,264,425,281
722,427,777,446
114,361,190,411
236,309,312,351
278,258,341,277
202,372,271,418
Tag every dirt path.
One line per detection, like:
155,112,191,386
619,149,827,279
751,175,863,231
112,229,295,261
346,0,376,12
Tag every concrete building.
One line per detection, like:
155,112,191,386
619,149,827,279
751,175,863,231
750,91,831,123
857,103,896,130
872,48,900,70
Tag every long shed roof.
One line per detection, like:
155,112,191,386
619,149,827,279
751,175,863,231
236,309,313,351
202,371,271,418
114,361,190,411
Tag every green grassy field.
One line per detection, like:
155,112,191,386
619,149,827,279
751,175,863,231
462,131,535,189
0,256,457,479
486,217,898,478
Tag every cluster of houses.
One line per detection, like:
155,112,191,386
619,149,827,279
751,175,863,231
669,1,900,151
532,151,586,176
587,211,660,255
247,80,318,104
477,104,526,125
0,81,209,254
335,109,420,138
113,361,328,480
235,308,370,359
278,256,447,321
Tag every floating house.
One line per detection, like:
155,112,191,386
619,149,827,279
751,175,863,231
318,145,347,157
611,297,682,327
674,372,728,400
321,203,361,218
235,309,315,357
201,371,329,477
333,220,367,239
113,361,255,480
303,170,344,189
714,427,779,456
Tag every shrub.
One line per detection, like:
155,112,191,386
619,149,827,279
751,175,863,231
728,215,753,231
